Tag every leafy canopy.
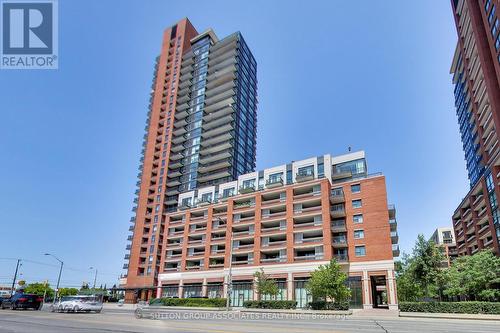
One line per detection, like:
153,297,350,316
306,259,351,302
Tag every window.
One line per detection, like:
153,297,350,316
486,0,492,13
201,192,212,202
268,172,283,184
181,197,192,207
354,230,365,239
155,205,160,212
242,179,255,189
222,187,235,198
355,246,366,257
352,199,362,208
318,163,324,178
488,5,496,25
353,214,363,224
298,165,314,177
351,184,361,193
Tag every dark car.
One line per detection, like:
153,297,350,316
0,294,43,310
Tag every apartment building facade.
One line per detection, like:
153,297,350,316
123,18,258,299
430,227,458,266
450,0,500,256
147,152,399,309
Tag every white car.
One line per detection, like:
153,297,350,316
52,295,103,313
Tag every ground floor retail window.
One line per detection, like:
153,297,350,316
347,276,363,309
162,285,179,298
294,279,312,308
207,283,223,298
231,281,254,307
183,284,202,298
261,280,287,301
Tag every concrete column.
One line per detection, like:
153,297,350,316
202,278,208,297
178,280,184,299
223,275,228,297
253,276,258,300
387,270,398,310
156,285,162,298
362,270,372,309
287,272,294,301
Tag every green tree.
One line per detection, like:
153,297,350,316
444,250,500,301
411,234,446,299
59,288,79,297
253,269,279,300
24,282,54,298
395,254,425,302
306,259,351,303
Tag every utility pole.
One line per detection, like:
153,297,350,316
44,253,64,305
89,267,98,290
226,230,233,311
10,259,21,296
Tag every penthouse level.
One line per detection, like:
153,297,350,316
132,151,399,309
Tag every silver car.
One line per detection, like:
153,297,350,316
52,295,103,313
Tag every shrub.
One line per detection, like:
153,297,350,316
243,300,297,309
308,301,349,311
399,302,500,314
150,298,227,308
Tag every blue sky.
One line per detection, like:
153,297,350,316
0,0,466,288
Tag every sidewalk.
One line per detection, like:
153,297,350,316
399,312,500,321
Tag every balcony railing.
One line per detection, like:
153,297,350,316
334,254,348,262
296,171,314,183
266,177,284,188
239,184,256,194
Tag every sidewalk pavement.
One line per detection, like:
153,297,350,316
399,311,500,321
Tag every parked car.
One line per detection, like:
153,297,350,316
51,295,103,313
0,293,43,310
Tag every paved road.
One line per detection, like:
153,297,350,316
0,307,499,333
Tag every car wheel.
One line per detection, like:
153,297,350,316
10,303,16,310
73,305,79,313
95,309,101,313
58,305,63,313
134,308,142,319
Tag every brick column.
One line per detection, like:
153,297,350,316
386,270,397,310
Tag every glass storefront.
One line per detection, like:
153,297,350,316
294,279,312,308
231,281,254,307
347,276,363,309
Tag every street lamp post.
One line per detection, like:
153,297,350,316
44,253,63,305
89,267,98,290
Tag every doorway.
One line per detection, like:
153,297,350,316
370,276,388,308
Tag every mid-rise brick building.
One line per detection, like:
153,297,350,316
129,151,399,309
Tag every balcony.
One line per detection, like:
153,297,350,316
334,254,348,263
330,188,345,204
330,204,345,218
389,218,397,231
331,170,352,181
239,184,256,194
266,177,284,189
391,231,399,244
296,171,314,183
392,244,400,257
331,220,346,232
332,236,347,247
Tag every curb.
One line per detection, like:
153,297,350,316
241,308,352,315
399,312,500,321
